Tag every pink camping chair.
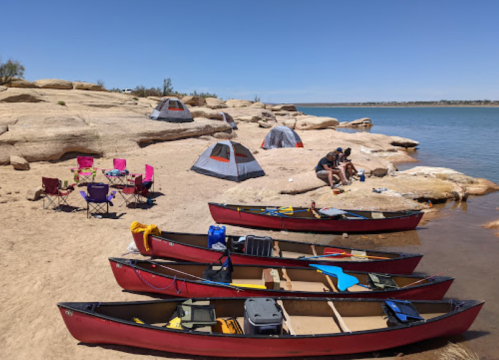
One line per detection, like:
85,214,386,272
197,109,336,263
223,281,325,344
129,164,155,193
71,156,97,184
102,158,129,188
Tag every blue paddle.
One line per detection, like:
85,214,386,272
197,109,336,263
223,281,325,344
309,264,359,291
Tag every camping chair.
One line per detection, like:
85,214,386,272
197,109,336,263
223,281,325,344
129,164,154,193
71,156,97,184
102,158,129,188
119,175,149,208
79,183,116,218
42,177,74,210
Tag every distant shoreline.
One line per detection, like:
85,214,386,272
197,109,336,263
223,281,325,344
295,104,499,108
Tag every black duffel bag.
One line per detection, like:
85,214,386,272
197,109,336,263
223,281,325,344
202,252,233,283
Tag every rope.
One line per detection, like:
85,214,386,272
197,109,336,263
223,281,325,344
129,261,186,294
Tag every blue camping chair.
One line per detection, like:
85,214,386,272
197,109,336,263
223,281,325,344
80,183,116,218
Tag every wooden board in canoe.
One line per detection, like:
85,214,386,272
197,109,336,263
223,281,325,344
132,230,423,274
208,202,424,233
58,297,483,358
110,258,453,300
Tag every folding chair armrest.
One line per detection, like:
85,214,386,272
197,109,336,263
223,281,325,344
79,191,88,201
108,191,117,201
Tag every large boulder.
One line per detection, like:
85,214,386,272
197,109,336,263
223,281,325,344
282,119,297,129
3,78,38,88
225,99,253,108
26,186,43,201
271,104,297,112
33,79,73,90
205,97,227,109
390,136,420,148
73,81,105,91
0,86,7,92
295,116,339,130
190,107,223,120
10,155,30,170
225,108,276,123
350,118,373,127
251,102,266,109
182,96,206,107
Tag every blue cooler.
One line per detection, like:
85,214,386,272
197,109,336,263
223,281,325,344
208,225,226,248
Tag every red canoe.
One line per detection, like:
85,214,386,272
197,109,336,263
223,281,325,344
208,202,424,233
58,297,483,358
109,258,453,300
132,230,423,274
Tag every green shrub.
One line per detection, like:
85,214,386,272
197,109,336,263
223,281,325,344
133,97,138,101
58,101,66,106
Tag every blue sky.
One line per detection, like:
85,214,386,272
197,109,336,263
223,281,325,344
1,0,498,103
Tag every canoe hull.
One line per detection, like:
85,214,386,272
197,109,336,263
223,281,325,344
132,231,422,275
58,300,483,358
110,259,453,300
209,202,423,233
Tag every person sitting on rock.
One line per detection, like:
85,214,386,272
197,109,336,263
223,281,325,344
315,151,349,188
338,147,358,180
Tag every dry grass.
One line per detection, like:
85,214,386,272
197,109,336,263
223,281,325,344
438,342,479,360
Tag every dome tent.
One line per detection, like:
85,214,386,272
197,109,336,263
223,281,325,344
191,140,265,182
261,125,303,149
221,112,238,130
150,98,193,122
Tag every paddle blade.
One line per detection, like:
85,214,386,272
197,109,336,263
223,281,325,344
311,265,359,291
324,248,351,258
278,206,294,214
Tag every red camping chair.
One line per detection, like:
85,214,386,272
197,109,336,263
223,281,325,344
119,175,149,208
102,158,129,187
129,164,154,193
42,177,74,210
71,156,97,184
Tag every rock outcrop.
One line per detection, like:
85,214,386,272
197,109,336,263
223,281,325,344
271,104,297,112
33,79,73,90
337,118,373,128
0,89,44,103
4,78,37,88
225,99,253,108
72,81,105,91
205,97,227,109
294,116,339,130
182,96,206,107
390,136,420,148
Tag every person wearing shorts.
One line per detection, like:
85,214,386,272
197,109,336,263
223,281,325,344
315,151,349,188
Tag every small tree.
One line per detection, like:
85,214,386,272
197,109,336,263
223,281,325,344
163,78,173,96
254,95,261,102
96,79,105,87
0,57,25,85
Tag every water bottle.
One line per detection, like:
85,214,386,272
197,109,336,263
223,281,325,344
360,173,365,182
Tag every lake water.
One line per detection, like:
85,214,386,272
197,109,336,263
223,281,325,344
297,107,499,358
298,107,499,182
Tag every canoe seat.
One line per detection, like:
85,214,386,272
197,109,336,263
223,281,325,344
351,250,368,262
371,212,385,219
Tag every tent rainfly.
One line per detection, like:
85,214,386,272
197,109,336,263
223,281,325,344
191,140,265,182
150,98,193,122
221,112,238,129
261,125,303,149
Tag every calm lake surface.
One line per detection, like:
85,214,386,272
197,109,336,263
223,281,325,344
297,107,499,358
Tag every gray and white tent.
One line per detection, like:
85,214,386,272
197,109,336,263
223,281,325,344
220,112,238,130
150,98,193,122
261,125,303,149
191,140,265,182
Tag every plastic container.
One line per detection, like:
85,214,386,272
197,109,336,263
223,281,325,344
208,225,226,249
231,237,245,253
244,235,273,257
244,298,283,335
